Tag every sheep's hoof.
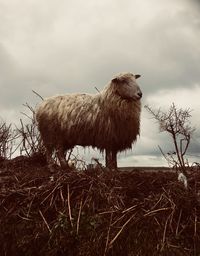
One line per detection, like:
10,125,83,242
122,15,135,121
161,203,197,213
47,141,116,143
111,168,118,171
105,166,118,171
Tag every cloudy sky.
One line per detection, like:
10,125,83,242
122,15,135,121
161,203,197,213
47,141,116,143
0,0,200,166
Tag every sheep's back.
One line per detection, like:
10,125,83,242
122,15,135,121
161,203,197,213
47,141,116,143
36,93,100,148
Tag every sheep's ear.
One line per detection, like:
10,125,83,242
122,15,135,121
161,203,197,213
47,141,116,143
135,74,141,79
112,77,126,84
112,77,119,83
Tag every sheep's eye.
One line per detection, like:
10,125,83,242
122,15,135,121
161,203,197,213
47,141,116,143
125,82,132,88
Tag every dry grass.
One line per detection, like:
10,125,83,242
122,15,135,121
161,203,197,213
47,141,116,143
0,158,200,256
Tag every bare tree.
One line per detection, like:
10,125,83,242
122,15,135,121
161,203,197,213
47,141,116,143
16,102,45,157
0,122,19,159
145,103,195,175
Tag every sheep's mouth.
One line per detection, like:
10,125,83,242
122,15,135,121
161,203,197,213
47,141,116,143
133,93,142,101
126,95,142,101
135,96,142,101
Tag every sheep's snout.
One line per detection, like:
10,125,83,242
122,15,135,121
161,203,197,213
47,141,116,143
133,88,142,100
137,91,143,99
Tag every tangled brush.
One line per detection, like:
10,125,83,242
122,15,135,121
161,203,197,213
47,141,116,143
0,163,200,255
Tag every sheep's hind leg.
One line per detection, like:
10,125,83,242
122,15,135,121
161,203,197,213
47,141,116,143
46,146,55,173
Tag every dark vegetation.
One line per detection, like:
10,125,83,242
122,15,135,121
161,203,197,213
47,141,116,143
0,157,200,256
0,102,200,255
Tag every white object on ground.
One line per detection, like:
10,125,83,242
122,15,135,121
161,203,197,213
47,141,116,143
178,172,188,189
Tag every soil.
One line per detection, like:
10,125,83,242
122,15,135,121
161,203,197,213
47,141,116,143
0,156,200,256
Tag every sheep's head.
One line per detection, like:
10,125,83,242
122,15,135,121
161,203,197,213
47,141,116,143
112,72,142,101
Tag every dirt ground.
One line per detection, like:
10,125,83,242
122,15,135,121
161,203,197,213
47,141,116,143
0,156,200,256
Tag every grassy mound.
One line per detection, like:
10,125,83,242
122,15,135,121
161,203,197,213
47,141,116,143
0,161,200,255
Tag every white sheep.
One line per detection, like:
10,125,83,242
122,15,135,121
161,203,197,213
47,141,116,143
35,72,142,170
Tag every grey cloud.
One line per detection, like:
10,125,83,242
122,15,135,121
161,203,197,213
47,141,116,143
1,0,200,99
0,43,21,110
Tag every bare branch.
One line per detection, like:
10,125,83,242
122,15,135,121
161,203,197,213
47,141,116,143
145,104,195,175
32,90,44,101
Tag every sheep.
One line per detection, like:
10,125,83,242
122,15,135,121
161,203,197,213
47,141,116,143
35,72,142,170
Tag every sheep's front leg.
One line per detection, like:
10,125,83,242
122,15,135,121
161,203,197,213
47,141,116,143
105,150,117,170
57,148,69,170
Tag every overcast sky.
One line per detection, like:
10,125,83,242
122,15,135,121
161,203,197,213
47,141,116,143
0,0,200,166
